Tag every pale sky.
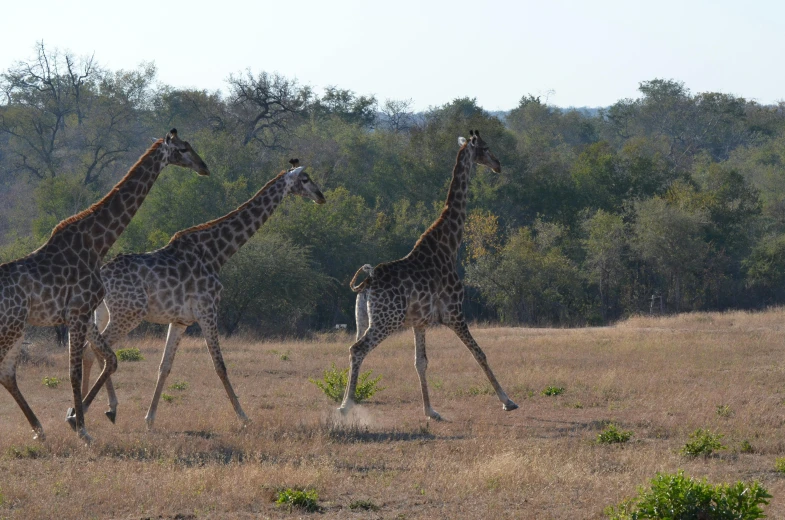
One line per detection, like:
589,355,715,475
2,0,782,111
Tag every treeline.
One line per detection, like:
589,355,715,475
3,43,785,335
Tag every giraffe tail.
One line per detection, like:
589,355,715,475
350,264,374,293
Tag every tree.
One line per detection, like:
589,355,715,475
379,98,414,133
582,210,627,321
632,197,709,311
218,233,330,335
226,70,311,147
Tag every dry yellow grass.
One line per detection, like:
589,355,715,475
3,309,785,518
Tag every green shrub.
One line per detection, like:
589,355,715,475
681,428,726,457
775,457,785,473
275,488,319,512
42,376,60,389
740,439,755,454
541,385,565,396
116,347,144,362
168,380,188,391
161,393,175,403
604,470,771,519
597,423,633,444
7,445,41,459
309,363,384,403
349,499,379,511
716,404,733,418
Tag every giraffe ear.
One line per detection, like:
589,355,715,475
165,128,178,144
458,137,467,147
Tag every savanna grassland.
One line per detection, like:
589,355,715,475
3,309,785,519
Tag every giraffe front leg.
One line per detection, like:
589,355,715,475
1,335,45,440
201,318,249,426
145,323,186,430
449,319,518,412
413,327,441,420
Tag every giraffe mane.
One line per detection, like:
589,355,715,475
168,169,288,243
50,139,165,236
412,142,470,249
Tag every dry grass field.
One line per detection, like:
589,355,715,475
3,309,785,519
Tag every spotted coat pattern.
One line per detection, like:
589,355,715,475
82,166,325,429
341,132,519,419
1,129,209,441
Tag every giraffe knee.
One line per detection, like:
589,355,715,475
104,351,118,374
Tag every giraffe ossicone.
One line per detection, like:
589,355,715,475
80,160,326,429
1,129,209,441
340,130,518,420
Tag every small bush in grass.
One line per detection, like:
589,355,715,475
597,423,633,444
716,404,734,418
740,439,755,454
161,393,175,403
541,385,565,396
349,499,379,511
168,380,188,391
7,445,41,459
309,363,384,403
604,470,770,519
116,347,144,362
42,376,60,388
681,428,726,457
775,457,785,473
275,488,319,512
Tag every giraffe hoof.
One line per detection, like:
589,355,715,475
428,412,442,421
78,430,94,445
33,429,46,441
503,401,519,411
105,410,117,424
337,406,350,416
65,408,77,431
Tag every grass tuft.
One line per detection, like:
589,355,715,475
596,423,633,444
680,428,726,457
275,488,319,512
116,347,144,362
308,362,384,403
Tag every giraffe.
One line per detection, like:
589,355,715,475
0,129,210,441
78,160,326,429
340,130,518,419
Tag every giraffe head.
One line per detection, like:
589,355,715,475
458,130,501,173
162,129,211,176
285,158,326,204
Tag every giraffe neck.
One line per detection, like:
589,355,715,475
47,140,167,259
414,145,473,260
169,170,291,271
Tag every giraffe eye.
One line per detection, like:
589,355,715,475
302,178,309,184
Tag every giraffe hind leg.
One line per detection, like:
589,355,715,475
339,326,390,413
413,326,441,420
448,319,518,412
201,318,249,426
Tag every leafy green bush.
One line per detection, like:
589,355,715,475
116,347,144,362
597,423,633,444
309,362,384,403
681,428,726,457
541,385,565,396
740,440,755,454
41,376,60,389
775,457,785,473
161,393,175,403
604,470,771,519
275,488,319,512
